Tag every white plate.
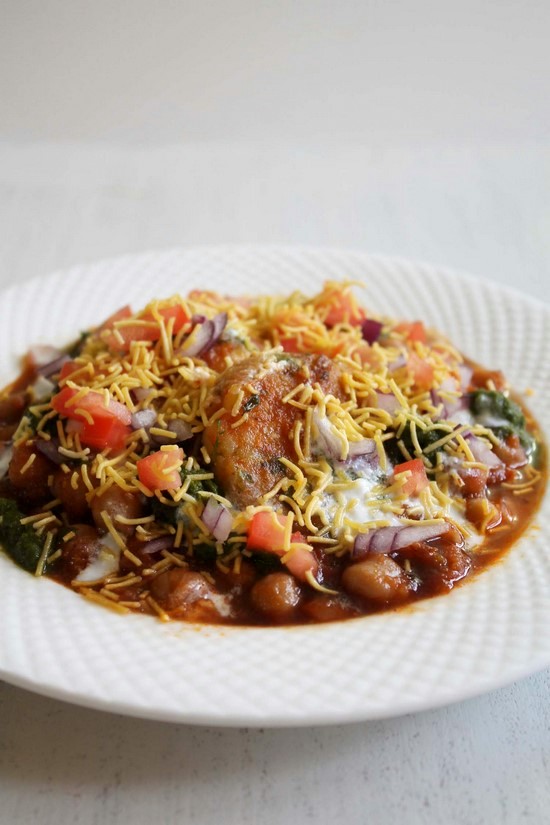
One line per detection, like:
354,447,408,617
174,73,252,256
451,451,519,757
0,247,548,727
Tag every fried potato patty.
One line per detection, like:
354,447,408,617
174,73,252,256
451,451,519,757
203,354,342,507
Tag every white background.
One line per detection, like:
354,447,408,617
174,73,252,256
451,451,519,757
0,1,549,823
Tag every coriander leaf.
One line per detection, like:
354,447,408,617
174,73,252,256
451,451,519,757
0,497,49,573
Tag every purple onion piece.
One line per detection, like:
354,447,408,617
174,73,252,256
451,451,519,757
211,312,228,340
0,443,13,479
431,377,468,420
394,523,450,550
347,438,377,459
28,345,63,367
191,314,207,324
141,536,175,555
179,312,228,358
353,526,401,558
430,388,446,418
151,418,194,445
465,434,504,469
133,387,154,403
361,318,383,345
388,354,407,372
352,522,451,559
37,354,70,378
35,438,65,465
131,409,157,431
375,391,400,414
313,413,345,461
179,319,215,357
30,375,56,402
202,498,232,542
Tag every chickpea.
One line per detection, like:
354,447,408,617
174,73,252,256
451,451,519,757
91,486,143,535
58,524,101,580
342,556,411,603
8,442,52,505
217,558,258,592
150,569,211,611
250,572,301,621
302,595,358,623
51,468,90,522
150,569,231,622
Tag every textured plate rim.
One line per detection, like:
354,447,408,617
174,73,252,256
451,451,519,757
0,245,548,727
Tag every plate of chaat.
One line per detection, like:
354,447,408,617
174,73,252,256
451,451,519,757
0,247,547,725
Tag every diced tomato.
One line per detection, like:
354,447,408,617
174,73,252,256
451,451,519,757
51,386,131,426
105,304,190,351
470,367,507,392
492,433,528,469
52,386,132,453
67,417,131,453
283,539,319,581
353,342,384,370
99,305,133,330
58,360,80,382
247,515,318,582
395,321,427,343
394,458,429,496
279,336,300,353
407,353,434,390
157,305,189,334
458,466,488,498
137,448,184,492
322,292,365,327
247,511,287,552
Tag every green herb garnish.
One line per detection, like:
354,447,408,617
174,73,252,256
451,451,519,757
0,497,52,573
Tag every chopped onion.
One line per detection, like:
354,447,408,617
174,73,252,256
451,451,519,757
133,387,154,403
347,438,377,459
38,354,70,378
179,320,215,357
202,498,232,542
179,312,228,358
30,375,56,402
361,318,383,345
0,443,13,479
28,345,62,367
141,535,175,555
465,434,505,469
388,354,406,371
29,345,59,365
212,311,228,340
151,418,193,445
353,522,451,558
131,409,157,431
430,382,466,420
35,438,65,465
375,391,400,414
28,345,70,377
312,410,347,461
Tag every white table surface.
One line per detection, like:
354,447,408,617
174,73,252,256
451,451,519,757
0,140,548,824
3,6,550,820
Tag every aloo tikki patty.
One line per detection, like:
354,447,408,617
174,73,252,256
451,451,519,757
203,353,342,508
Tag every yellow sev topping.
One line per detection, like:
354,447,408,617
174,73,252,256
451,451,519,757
11,278,538,622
